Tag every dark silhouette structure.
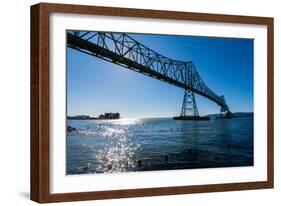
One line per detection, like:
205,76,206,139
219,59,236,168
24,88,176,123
67,31,231,119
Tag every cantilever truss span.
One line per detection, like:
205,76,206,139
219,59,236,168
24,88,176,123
67,31,231,116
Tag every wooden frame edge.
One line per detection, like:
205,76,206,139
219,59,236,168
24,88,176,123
267,18,274,188
31,3,51,203
30,3,274,203
31,3,40,202
43,181,271,203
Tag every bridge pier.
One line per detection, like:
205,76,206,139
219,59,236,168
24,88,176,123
173,89,210,121
216,111,234,119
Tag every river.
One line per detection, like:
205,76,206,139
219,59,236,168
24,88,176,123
67,117,253,174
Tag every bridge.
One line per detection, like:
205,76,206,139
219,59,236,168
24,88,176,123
67,31,232,120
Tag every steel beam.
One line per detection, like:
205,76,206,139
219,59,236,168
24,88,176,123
67,31,231,113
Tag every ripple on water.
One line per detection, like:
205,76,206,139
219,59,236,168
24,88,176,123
67,117,253,174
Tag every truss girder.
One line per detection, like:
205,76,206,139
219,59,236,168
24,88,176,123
67,31,230,112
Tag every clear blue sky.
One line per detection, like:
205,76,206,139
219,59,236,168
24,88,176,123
67,32,253,118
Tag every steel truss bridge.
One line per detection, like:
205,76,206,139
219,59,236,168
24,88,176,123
67,31,231,118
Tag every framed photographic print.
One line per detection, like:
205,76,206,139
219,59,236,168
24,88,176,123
31,3,274,203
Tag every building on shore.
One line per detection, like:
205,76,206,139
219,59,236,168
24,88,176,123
99,113,120,119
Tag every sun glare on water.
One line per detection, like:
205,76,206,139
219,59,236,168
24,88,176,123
90,118,142,173
111,117,142,126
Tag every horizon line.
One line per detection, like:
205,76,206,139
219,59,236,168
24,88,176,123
67,111,254,119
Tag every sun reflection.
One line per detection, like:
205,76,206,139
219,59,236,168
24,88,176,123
95,126,140,173
112,118,142,125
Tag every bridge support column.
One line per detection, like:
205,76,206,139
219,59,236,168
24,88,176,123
173,89,210,121
180,89,199,117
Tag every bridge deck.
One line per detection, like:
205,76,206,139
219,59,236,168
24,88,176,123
67,31,230,113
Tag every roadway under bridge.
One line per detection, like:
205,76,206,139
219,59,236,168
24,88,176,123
67,31,232,120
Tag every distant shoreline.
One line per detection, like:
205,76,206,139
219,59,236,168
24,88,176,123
67,112,253,120
67,116,105,120
67,113,120,120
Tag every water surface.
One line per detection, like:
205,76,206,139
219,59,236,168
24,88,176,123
67,117,253,174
